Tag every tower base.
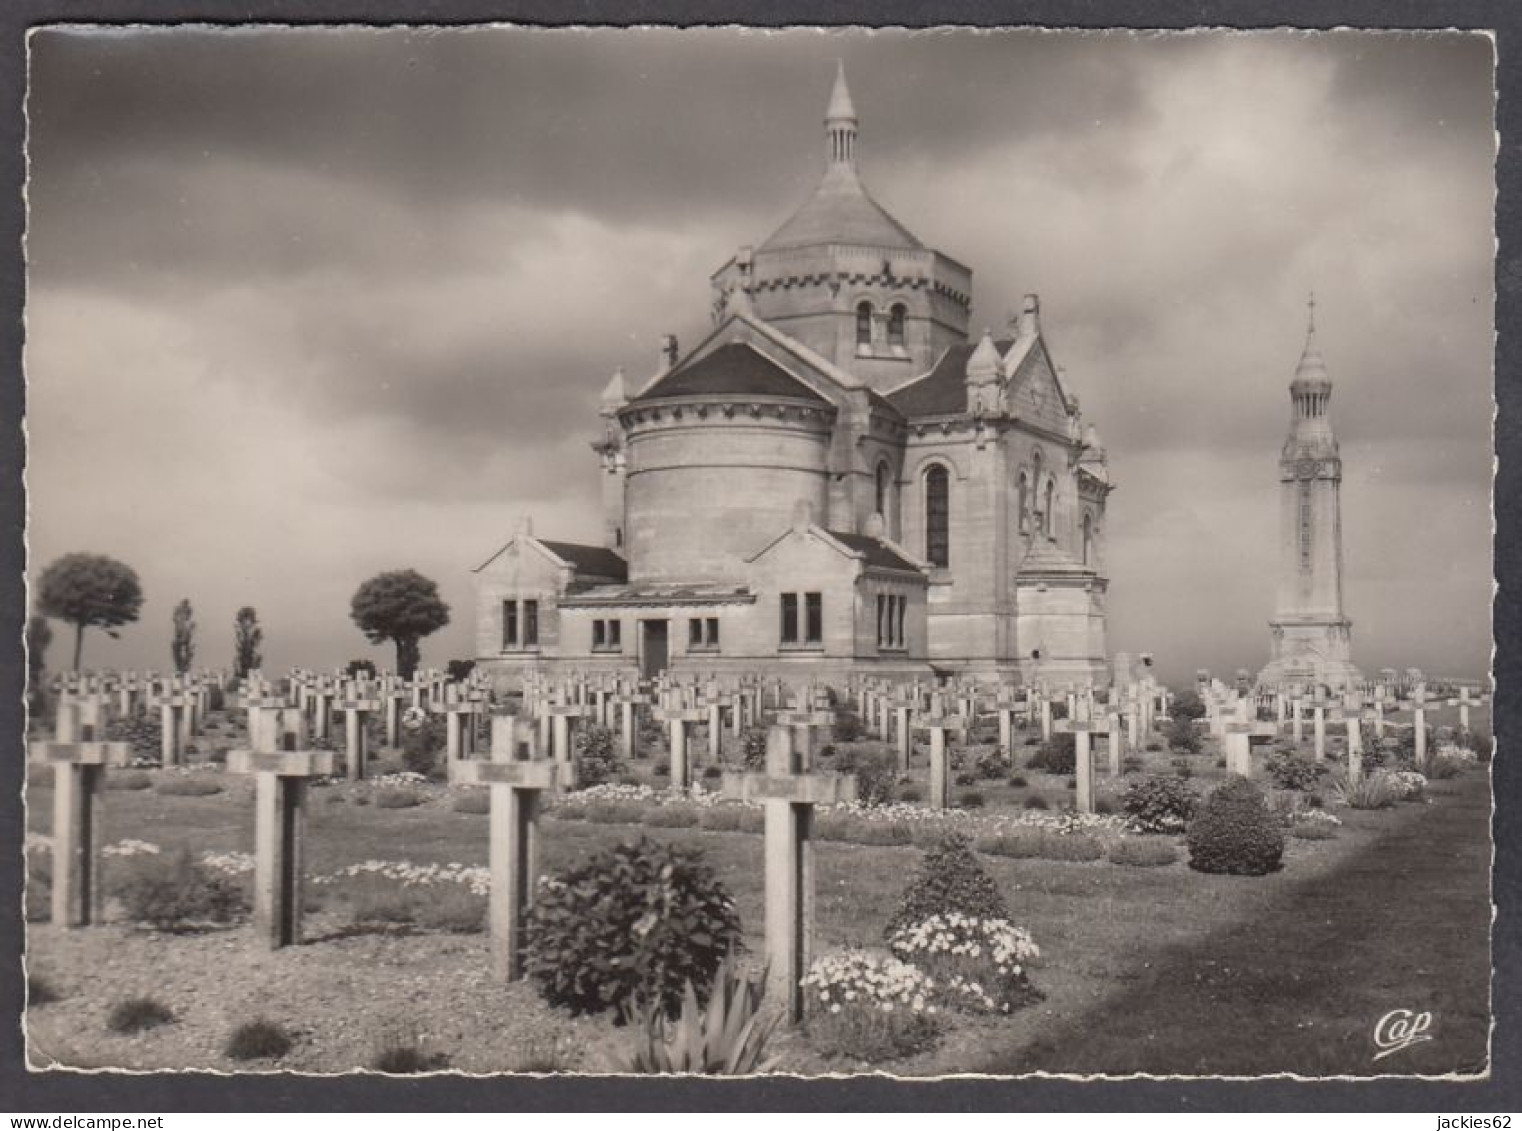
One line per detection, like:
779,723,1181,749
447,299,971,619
1257,617,1361,692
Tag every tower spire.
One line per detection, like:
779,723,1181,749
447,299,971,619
825,60,858,170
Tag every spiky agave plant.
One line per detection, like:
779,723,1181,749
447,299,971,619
1330,771,1399,810
610,953,780,1075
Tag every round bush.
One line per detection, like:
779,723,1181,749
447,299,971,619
1186,776,1285,876
574,724,622,789
1028,734,1075,775
1122,775,1199,834
885,832,1008,940
522,836,741,1018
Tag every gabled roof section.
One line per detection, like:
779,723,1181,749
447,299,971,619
826,530,924,573
887,339,1014,417
539,540,628,582
1016,538,1096,579
632,341,828,405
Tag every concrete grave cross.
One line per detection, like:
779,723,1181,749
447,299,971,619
721,726,857,1024
29,701,133,927
652,702,708,790
612,688,650,762
540,697,590,780
994,686,1022,755
454,716,556,981
921,712,968,810
227,707,335,948
338,683,381,781
1396,683,1433,764
1222,698,1278,778
1446,685,1490,734
776,696,836,764
1053,700,1102,814
147,685,194,768
1308,688,1335,760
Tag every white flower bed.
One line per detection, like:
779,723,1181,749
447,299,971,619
312,859,490,897
886,914,1041,1014
801,950,938,1017
101,838,161,858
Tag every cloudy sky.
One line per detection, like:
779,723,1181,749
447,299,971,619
24,26,1494,684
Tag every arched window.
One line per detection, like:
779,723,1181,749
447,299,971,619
856,302,873,348
888,304,907,349
1029,450,1044,532
1082,512,1094,566
925,465,950,569
1017,472,1030,534
1043,478,1056,539
875,460,892,519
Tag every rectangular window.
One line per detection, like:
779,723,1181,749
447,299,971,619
706,617,719,649
689,617,704,648
876,594,887,649
688,616,719,651
780,593,799,644
593,619,621,652
609,619,621,650
805,592,823,644
523,599,539,647
895,595,907,648
502,600,518,650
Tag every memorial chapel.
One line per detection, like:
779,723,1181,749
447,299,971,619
473,66,1115,689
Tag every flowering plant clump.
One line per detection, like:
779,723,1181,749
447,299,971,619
1288,807,1342,828
102,839,161,858
200,850,257,877
1390,770,1428,801
887,913,1041,1015
313,858,490,896
800,950,943,1062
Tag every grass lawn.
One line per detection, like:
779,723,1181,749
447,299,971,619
23,714,1492,1077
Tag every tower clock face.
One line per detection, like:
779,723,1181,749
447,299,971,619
1297,458,1317,480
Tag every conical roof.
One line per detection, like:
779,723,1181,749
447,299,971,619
1291,294,1331,392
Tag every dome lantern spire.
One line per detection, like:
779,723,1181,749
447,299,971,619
825,60,858,170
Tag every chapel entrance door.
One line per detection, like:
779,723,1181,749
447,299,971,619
641,620,669,680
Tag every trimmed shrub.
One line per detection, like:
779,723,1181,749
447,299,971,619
1028,733,1076,775
1107,839,1178,868
1167,717,1201,755
958,790,985,809
885,832,1008,940
523,836,742,1018
652,759,671,778
1008,774,1028,789
1427,755,1466,781
225,1018,293,1061
702,764,723,780
1265,750,1328,791
575,724,622,789
1122,775,1199,834
1186,776,1285,876
106,996,175,1035
832,742,897,807
114,848,246,930
154,775,224,797
832,708,864,744
1023,794,1049,810
898,784,923,803
452,790,490,814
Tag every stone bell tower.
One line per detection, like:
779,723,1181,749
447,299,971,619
1258,296,1361,692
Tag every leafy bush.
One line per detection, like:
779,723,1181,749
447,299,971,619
1122,775,1199,834
885,832,1008,940
113,848,246,930
1427,755,1466,780
154,775,224,797
372,787,426,809
1468,732,1494,763
371,1021,449,1073
1265,751,1328,791
832,743,897,807
225,1018,293,1061
1186,776,1285,876
1167,717,1201,755
1170,690,1207,720
105,708,163,761
958,790,985,809
575,724,622,789
965,748,1006,781
1008,773,1028,789
610,952,779,1074
446,658,476,682
1023,794,1049,810
740,728,768,769
452,790,490,814
523,837,742,1018
1028,733,1076,775
702,764,723,780
832,708,864,744
105,771,153,791
106,996,175,1034
400,714,446,777
1107,839,1178,867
